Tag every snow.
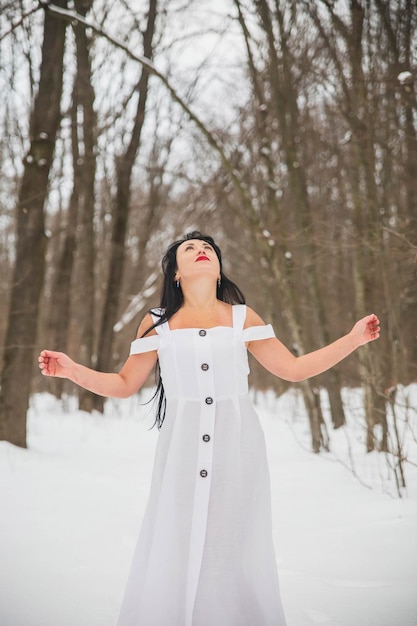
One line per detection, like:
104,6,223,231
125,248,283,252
398,71,413,85
1,390,416,626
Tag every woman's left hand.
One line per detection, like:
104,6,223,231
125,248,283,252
350,314,380,347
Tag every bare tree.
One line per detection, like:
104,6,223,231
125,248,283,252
89,0,158,412
303,0,415,451
0,1,69,447
44,0,97,405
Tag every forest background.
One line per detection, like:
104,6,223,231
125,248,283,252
0,0,416,495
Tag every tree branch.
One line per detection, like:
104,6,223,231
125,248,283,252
382,226,417,253
44,2,257,219
0,4,44,41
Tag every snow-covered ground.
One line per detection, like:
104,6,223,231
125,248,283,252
1,390,416,626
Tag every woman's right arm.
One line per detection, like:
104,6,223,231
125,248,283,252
38,313,158,399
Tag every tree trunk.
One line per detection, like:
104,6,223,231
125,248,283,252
242,0,346,442
307,0,390,449
46,97,81,400
91,0,158,412
70,0,99,413
0,2,68,447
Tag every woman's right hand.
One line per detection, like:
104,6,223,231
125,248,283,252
38,314,159,397
38,350,76,379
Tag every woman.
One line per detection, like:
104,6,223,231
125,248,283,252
39,231,380,626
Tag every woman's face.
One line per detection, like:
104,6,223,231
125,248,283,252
175,239,221,284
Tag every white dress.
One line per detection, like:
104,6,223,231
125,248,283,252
116,304,287,626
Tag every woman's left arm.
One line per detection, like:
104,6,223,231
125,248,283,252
246,308,380,383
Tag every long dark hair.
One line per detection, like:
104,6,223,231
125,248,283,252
142,231,245,428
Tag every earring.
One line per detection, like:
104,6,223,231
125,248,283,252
176,280,180,289
217,277,221,288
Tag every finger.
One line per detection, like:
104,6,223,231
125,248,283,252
365,314,380,331
369,326,380,339
40,349,61,358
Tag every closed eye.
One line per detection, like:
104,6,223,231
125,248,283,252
183,242,213,253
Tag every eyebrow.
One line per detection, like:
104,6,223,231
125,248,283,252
183,242,213,249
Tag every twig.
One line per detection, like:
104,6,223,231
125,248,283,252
382,226,417,252
0,4,44,41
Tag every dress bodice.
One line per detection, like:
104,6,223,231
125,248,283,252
129,304,275,401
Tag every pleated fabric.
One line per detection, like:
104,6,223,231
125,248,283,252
116,304,287,626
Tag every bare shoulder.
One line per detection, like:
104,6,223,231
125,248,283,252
244,305,268,329
135,312,158,338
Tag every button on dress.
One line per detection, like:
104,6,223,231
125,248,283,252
116,304,287,626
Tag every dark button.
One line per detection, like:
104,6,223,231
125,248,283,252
200,469,208,478
205,397,213,405
202,434,211,442
199,329,207,337
201,363,209,371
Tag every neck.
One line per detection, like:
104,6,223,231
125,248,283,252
181,279,218,311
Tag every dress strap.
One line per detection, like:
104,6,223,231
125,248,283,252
129,308,167,355
232,304,247,332
243,324,275,342
130,334,160,355
150,308,169,336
